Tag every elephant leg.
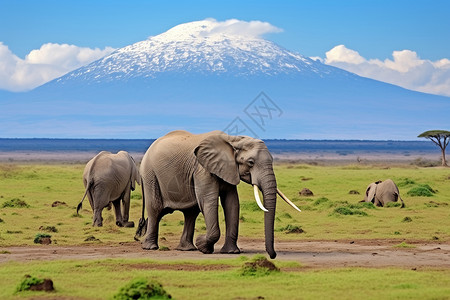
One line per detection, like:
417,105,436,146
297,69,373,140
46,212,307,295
93,207,103,227
142,175,163,250
111,198,124,227
121,186,134,227
194,176,220,254
219,185,240,254
176,206,200,251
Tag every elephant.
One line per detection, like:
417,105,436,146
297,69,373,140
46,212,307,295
135,130,299,259
77,151,140,227
363,179,405,208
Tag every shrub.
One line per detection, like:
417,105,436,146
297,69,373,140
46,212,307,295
2,198,29,208
407,184,436,197
16,275,43,292
113,278,172,300
34,233,52,244
240,255,279,276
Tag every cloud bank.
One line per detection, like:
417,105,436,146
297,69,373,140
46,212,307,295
322,45,450,97
0,42,114,92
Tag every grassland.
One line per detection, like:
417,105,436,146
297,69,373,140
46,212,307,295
1,163,450,299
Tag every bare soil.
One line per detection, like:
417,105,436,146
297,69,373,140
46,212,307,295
2,238,449,270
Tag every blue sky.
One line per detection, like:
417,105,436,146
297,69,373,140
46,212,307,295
2,0,450,59
1,0,450,95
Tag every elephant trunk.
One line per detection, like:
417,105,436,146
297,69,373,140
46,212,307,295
258,170,277,259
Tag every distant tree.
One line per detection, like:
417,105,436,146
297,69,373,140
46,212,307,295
418,130,450,166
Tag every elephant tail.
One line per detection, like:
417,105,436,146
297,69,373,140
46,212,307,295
77,178,93,215
399,195,405,208
134,176,148,241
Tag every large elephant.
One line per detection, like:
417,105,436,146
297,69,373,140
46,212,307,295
363,179,405,208
136,130,299,259
77,151,140,227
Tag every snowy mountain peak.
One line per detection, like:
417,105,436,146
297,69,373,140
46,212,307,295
53,19,347,85
152,19,271,42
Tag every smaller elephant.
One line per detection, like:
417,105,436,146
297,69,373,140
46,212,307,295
363,179,405,208
77,151,140,227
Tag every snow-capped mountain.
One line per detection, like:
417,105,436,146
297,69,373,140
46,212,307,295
1,20,449,139
51,20,350,85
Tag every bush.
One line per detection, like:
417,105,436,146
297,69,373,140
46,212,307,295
113,278,172,300
16,275,43,292
240,255,279,276
407,184,436,197
2,198,29,208
34,233,52,244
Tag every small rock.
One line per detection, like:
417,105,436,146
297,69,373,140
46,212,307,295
40,237,52,245
29,278,54,292
51,201,67,207
299,188,314,196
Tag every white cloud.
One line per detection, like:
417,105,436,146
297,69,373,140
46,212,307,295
324,45,450,97
158,18,283,41
0,42,114,92
206,18,283,38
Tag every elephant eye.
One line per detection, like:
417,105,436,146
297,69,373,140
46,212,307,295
247,159,255,167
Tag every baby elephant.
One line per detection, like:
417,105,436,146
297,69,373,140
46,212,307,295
77,151,140,227
363,179,405,208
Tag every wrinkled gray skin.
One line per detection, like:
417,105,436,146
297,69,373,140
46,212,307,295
363,179,405,208
139,130,278,258
78,151,140,227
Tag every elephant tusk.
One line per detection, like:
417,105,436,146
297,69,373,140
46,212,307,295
277,188,301,212
253,185,269,212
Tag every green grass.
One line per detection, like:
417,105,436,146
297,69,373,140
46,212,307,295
1,163,450,299
0,163,449,245
0,258,449,299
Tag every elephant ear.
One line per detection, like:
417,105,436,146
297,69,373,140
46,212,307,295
194,135,240,185
366,183,378,203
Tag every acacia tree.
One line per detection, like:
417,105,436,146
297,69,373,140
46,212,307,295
418,130,450,166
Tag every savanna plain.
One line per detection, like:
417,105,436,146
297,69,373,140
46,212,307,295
1,161,450,299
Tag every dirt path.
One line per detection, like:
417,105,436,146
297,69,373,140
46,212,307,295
2,239,449,269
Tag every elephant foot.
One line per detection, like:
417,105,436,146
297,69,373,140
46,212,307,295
123,221,135,228
141,239,159,250
175,241,197,251
116,220,135,228
195,235,214,254
220,242,240,254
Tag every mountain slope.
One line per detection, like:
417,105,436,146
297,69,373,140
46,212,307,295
1,20,449,139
